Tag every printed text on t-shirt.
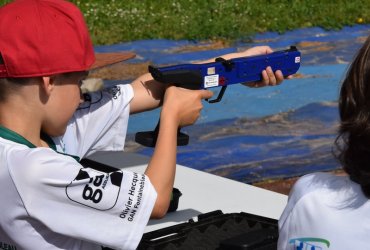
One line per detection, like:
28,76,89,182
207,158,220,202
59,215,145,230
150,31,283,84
119,173,145,222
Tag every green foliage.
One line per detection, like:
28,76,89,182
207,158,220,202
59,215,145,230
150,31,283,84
1,0,369,45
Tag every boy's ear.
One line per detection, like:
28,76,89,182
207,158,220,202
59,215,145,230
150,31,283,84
41,76,55,95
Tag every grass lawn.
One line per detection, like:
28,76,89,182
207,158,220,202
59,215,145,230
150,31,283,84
1,0,369,45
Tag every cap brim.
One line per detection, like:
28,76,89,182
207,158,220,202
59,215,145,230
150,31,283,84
90,52,136,70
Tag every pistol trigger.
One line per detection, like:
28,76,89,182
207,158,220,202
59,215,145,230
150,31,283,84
207,86,227,103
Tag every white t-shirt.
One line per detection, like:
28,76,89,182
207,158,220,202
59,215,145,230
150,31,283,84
0,84,157,250
278,172,370,250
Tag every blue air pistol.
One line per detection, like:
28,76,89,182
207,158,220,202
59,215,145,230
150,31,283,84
135,46,301,147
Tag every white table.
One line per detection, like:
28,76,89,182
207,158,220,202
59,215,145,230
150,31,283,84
88,151,288,233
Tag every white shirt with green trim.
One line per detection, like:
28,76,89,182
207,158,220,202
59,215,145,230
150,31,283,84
278,172,370,250
0,84,157,250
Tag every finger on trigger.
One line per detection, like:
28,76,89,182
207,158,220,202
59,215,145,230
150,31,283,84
200,89,214,99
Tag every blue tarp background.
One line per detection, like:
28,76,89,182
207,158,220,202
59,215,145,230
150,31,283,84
96,25,370,183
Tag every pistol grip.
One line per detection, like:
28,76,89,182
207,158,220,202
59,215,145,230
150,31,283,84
135,121,189,147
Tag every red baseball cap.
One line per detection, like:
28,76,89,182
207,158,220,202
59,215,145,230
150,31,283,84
0,0,135,78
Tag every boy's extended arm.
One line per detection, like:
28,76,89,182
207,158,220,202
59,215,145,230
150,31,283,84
129,73,167,114
143,110,177,218
144,86,213,218
194,46,286,87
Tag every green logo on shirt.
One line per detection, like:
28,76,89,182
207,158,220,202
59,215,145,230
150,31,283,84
0,241,17,250
289,237,330,249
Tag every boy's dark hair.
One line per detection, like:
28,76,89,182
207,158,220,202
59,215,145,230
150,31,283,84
0,53,33,101
335,35,370,198
0,76,35,102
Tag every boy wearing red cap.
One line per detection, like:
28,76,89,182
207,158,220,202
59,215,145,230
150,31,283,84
0,0,284,249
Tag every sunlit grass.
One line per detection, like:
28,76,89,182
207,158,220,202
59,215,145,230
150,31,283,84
75,0,370,45
1,0,369,45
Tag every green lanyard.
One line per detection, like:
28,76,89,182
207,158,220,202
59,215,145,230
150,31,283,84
0,125,80,161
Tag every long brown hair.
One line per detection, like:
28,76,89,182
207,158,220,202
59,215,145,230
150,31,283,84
335,34,370,197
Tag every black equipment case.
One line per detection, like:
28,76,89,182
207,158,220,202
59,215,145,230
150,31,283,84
137,210,278,250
